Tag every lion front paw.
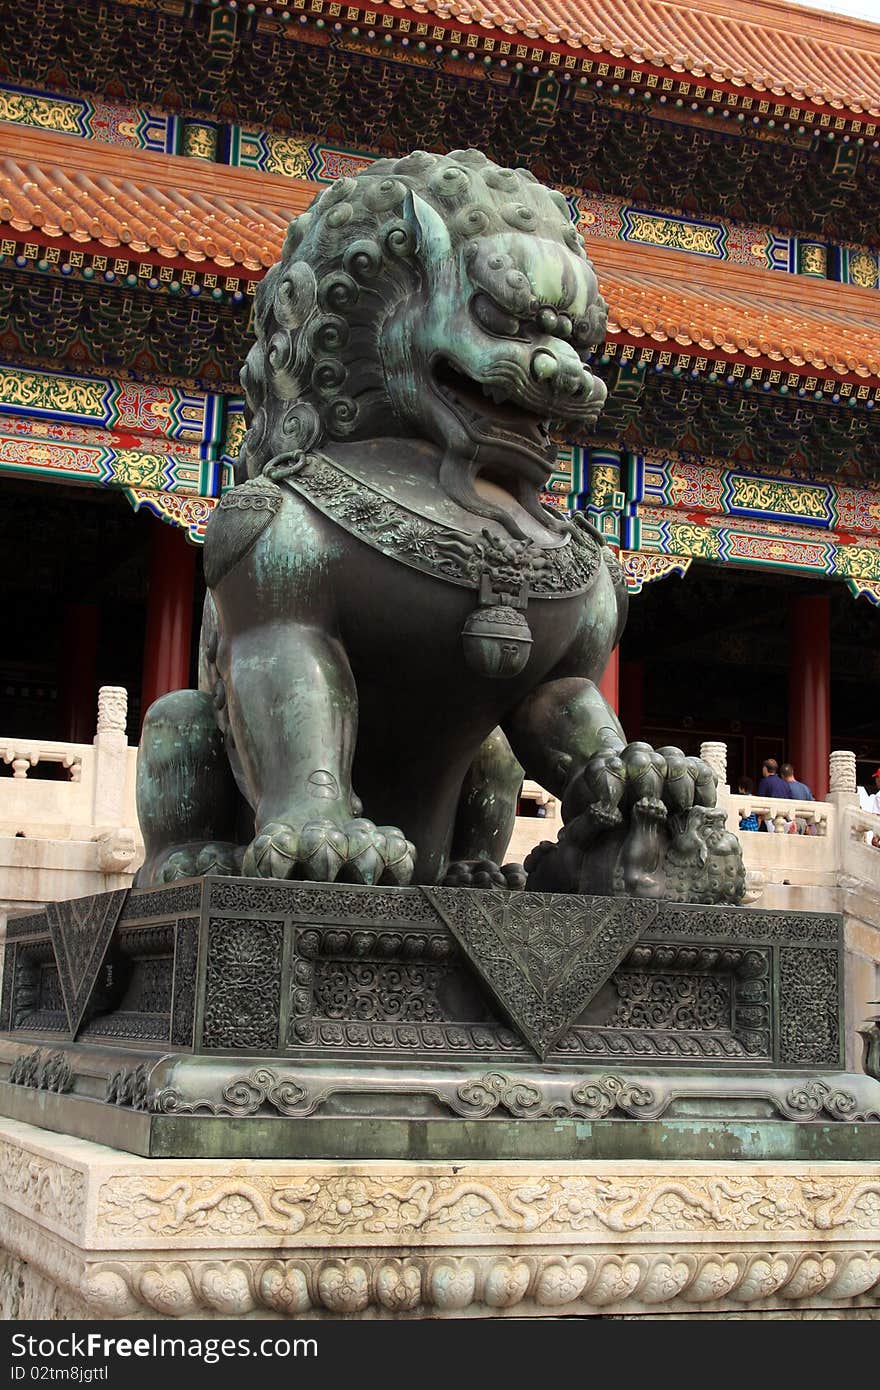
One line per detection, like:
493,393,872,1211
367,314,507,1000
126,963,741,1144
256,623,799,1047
242,818,416,885
155,841,244,884
563,741,716,830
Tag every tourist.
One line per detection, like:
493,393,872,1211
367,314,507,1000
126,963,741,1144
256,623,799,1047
858,768,880,846
737,776,760,831
757,758,791,800
858,768,880,815
781,762,813,833
781,763,812,800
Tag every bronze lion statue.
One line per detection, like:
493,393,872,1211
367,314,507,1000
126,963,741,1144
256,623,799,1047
136,148,742,904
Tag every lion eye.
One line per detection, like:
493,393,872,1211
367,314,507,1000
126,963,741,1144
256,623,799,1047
471,292,520,338
573,317,599,347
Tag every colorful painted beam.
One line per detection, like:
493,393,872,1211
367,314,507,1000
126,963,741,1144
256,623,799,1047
0,363,223,444
0,423,217,495
625,503,880,584
0,364,236,540
628,452,880,536
3,79,878,291
0,82,176,152
575,196,878,289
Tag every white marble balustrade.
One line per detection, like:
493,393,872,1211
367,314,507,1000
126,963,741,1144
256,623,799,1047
0,687,142,930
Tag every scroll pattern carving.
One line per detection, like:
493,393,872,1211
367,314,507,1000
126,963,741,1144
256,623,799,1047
210,880,438,923
608,943,771,1058
612,973,730,1031
312,960,448,1023
153,1068,309,1119
455,1072,658,1119
203,919,282,1050
121,883,200,921
779,948,840,1065
170,919,199,1048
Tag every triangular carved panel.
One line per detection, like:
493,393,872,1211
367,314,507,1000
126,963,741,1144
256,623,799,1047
424,889,658,1059
45,889,129,1037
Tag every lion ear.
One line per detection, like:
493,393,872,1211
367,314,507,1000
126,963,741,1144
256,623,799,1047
403,191,453,264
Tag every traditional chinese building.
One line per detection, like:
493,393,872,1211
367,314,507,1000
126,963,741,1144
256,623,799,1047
1,0,879,801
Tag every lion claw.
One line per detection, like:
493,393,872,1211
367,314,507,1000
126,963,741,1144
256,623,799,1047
243,818,416,885
157,841,243,883
442,859,526,890
563,743,717,832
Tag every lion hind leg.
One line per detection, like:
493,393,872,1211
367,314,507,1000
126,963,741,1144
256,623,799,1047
445,728,526,888
136,689,245,886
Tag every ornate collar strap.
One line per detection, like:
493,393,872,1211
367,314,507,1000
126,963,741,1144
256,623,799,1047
278,451,603,679
282,452,601,604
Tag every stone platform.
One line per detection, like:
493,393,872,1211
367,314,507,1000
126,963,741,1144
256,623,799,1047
1,879,879,1321
1,1117,879,1320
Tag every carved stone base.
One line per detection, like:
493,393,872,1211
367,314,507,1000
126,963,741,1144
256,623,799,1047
1,879,849,1071
2,1117,879,1320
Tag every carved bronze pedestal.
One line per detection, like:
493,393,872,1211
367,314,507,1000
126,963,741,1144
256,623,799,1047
1,878,877,1160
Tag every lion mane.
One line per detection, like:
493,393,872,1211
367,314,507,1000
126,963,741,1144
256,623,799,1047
236,148,608,484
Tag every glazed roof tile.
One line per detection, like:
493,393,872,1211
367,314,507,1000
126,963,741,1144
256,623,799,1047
384,0,880,113
2,128,879,381
0,128,312,270
590,240,880,378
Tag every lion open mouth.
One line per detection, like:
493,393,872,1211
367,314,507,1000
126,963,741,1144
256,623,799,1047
431,355,556,479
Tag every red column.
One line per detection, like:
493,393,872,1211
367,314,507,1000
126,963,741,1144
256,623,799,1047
788,594,830,801
619,659,645,744
58,603,99,742
598,646,619,715
141,521,197,724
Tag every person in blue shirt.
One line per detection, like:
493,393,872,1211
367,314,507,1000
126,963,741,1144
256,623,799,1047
781,762,814,834
781,763,812,801
757,758,791,799
737,776,760,831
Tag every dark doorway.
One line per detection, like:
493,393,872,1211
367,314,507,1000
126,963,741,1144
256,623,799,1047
0,478,201,742
618,560,880,793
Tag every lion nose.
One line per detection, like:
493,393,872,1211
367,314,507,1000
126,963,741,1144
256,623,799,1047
530,349,559,382
530,348,589,397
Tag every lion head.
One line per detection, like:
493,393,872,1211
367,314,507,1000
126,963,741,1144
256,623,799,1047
237,149,608,531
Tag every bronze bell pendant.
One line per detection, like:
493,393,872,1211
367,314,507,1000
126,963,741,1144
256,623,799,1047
461,577,533,679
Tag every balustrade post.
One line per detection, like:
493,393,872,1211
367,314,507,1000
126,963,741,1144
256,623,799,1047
700,740,729,795
827,749,859,873
828,749,858,806
92,686,129,828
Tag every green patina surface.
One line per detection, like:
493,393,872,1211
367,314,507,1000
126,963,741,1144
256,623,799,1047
3,1084,879,1161
135,151,743,907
